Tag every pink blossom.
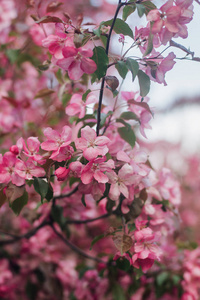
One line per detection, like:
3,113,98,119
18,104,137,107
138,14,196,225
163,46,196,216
147,1,181,34
107,164,135,200
0,152,25,186
81,156,114,185
118,34,125,44
75,126,110,160
15,158,46,180
157,167,181,206
55,167,70,181
147,0,194,43
21,137,45,164
65,93,97,119
132,239,162,272
41,126,72,161
57,45,97,80
42,23,69,59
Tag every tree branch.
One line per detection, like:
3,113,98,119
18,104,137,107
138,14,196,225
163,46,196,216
0,219,50,246
96,1,123,136
51,224,107,264
65,212,111,225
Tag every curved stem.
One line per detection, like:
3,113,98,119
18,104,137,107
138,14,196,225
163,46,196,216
96,0,123,136
65,212,111,225
51,224,107,264
0,219,50,246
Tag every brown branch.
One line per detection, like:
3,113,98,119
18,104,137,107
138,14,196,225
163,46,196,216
51,224,107,264
53,185,79,201
0,219,50,246
65,212,111,225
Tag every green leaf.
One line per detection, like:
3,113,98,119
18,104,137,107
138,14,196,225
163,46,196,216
82,89,91,101
35,15,63,24
102,18,133,39
143,28,154,57
120,111,140,122
106,198,115,213
115,61,128,79
112,283,126,300
81,194,86,207
90,234,105,250
126,58,139,81
100,35,108,48
135,267,143,279
33,178,49,203
100,111,113,128
118,126,136,148
91,46,109,83
93,27,101,38
6,49,20,63
136,3,146,17
116,258,131,271
45,184,53,202
156,272,169,286
26,281,38,300
142,1,157,14
10,190,28,216
137,70,150,97
123,5,136,21
51,205,66,229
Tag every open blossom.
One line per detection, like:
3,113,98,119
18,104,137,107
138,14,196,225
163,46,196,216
65,93,97,119
81,156,114,185
18,137,45,164
41,126,72,161
15,158,46,180
55,161,83,181
107,164,135,200
157,167,181,206
42,23,69,59
0,152,25,186
75,126,110,160
57,45,97,80
147,0,194,42
132,224,162,272
149,52,176,85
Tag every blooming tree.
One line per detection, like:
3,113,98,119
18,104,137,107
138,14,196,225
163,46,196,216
0,0,200,299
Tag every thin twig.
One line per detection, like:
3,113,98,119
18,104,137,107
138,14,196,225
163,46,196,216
53,185,79,200
96,1,124,136
51,224,107,264
0,219,50,246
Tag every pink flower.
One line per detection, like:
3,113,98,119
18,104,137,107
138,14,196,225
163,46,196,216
145,52,176,85
147,1,182,34
20,137,45,164
65,93,97,119
147,0,194,43
57,45,97,80
75,126,110,160
157,167,181,206
42,23,69,59
118,34,125,44
55,161,83,181
132,235,162,272
81,156,114,185
41,126,72,161
0,152,25,186
55,167,70,181
15,158,46,180
107,164,135,200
